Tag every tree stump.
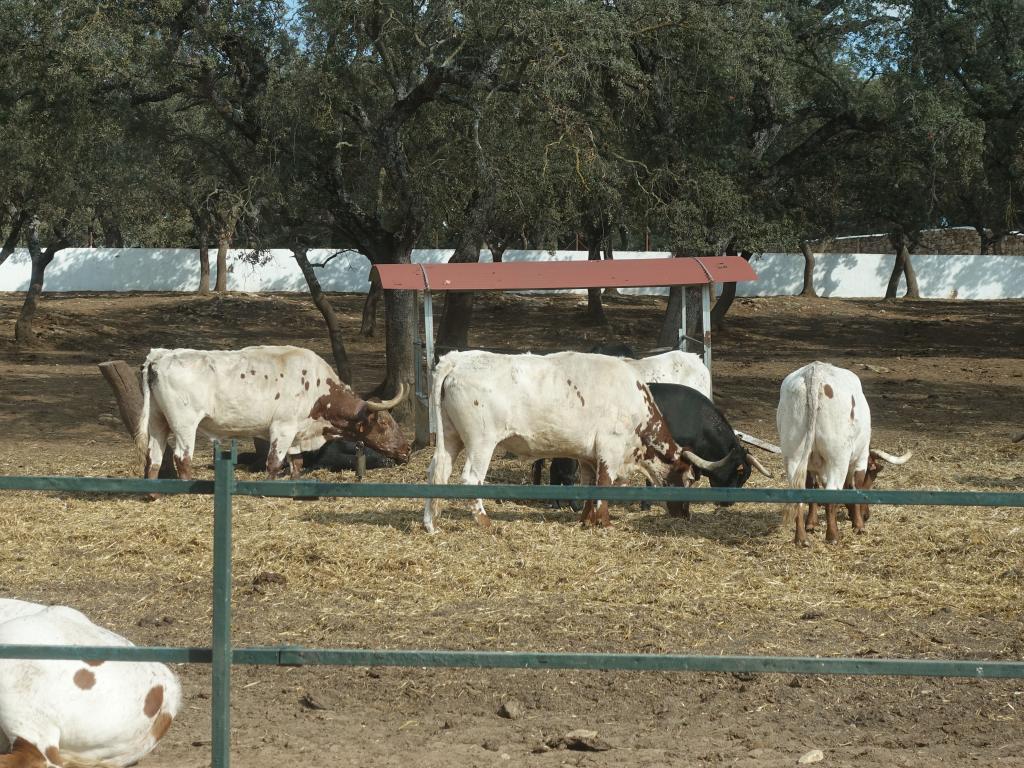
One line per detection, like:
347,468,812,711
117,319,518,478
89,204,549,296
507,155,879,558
98,360,176,478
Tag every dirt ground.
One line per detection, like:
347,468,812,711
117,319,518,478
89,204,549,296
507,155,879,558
0,289,1023,768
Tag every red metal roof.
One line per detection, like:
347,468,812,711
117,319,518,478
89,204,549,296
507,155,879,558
371,256,757,292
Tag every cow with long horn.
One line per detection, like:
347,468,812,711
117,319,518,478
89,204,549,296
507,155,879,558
777,361,912,546
423,350,729,533
136,346,410,480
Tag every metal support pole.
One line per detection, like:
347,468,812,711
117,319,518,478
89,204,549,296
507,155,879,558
212,440,237,768
678,286,687,350
423,288,436,436
701,283,713,390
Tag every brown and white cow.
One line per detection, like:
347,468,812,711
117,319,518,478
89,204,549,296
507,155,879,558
422,350,727,533
136,346,410,479
777,361,912,546
0,598,181,768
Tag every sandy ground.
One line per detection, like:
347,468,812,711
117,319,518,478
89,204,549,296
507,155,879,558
0,289,1022,768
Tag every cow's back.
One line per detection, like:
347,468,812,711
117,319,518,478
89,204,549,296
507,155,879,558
628,351,710,397
437,350,650,459
147,346,336,445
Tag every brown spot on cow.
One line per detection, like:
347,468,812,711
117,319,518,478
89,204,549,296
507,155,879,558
151,712,174,743
250,370,256,376
240,373,245,379
302,369,308,376
851,395,856,420
275,392,280,400
316,378,321,386
144,685,165,718
280,372,285,378
304,381,310,390
45,746,64,766
264,374,269,379
85,659,104,666
73,668,96,690
10,739,46,767
473,399,479,406
823,383,834,398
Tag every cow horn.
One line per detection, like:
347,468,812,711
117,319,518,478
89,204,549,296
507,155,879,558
870,448,912,465
681,450,729,471
1013,432,1024,444
746,451,773,478
366,382,407,412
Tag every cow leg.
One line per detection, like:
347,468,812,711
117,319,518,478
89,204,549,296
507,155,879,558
849,471,867,533
423,423,463,534
577,464,600,526
794,500,810,547
460,446,495,528
265,425,298,479
531,459,545,485
805,475,819,533
824,504,841,544
640,479,652,512
288,451,304,480
594,461,613,527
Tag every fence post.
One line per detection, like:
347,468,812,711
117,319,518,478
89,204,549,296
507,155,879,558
212,440,237,768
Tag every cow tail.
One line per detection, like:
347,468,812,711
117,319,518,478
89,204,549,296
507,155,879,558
784,367,821,524
428,353,458,461
134,359,153,465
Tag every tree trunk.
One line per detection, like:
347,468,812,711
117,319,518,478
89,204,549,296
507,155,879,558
98,360,176,478
602,237,620,296
380,279,416,428
585,231,606,324
885,239,920,299
360,282,383,337
488,242,508,263
711,251,753,330
15,224,63,346
197,220,211,295
437,240,482,354
657,286,683,348
214,233,229,292
798,240,818,297
0,210,28,268
292,246,352,383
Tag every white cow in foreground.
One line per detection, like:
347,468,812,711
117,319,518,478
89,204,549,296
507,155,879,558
777,361,912,546
136,345,410,479
423,350,727,533
0,599,181,768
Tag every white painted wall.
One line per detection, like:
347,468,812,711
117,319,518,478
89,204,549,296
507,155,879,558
1,247,1021,300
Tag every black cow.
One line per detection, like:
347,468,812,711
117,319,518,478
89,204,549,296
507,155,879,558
646,383,772,518
532,342,636,511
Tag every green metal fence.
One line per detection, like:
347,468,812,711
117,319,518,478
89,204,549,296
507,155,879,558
2,440,1023,768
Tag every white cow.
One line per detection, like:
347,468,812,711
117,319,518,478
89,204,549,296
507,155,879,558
423,350,726,533
0,599,181,768
136,345,409,479
777,361,912,546
627,350,711,397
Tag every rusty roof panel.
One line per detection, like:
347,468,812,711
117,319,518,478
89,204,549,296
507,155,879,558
371,256,757,291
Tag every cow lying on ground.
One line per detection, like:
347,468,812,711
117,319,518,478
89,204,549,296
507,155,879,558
0,599,181,768
777,361,912,546
136,346,410,480
423,350,727,533
532,345,713,512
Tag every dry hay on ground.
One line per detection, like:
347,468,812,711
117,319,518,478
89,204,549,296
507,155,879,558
0,291,1022,768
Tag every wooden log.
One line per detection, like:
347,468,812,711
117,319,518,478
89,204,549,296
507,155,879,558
98,360,177,478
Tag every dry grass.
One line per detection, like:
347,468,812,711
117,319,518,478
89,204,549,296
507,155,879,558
0,291,1021,667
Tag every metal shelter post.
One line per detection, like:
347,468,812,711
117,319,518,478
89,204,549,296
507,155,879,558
422,287,435,436
679,287,686,349
701,283,712,373
212,440,237,768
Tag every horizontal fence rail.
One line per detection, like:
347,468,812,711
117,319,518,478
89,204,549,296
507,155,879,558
2,441,1023,768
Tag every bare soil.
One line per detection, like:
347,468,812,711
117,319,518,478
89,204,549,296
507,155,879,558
0,290,1023,768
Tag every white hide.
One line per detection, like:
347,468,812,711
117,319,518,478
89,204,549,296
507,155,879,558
627,350,711,398
776,361,872,497
423,350,688,532
137,345,344,473
0,599,181,767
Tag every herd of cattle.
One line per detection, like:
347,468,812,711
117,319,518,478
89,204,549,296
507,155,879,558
0,343,918,766
133,343,912,545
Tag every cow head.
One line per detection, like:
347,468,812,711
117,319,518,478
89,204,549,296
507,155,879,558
310,381,412,464
859,448,912,489
699,446,773,507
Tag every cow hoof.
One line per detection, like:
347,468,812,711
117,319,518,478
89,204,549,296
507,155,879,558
794,538,811,548
826,538,841,546
854,527,865,535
